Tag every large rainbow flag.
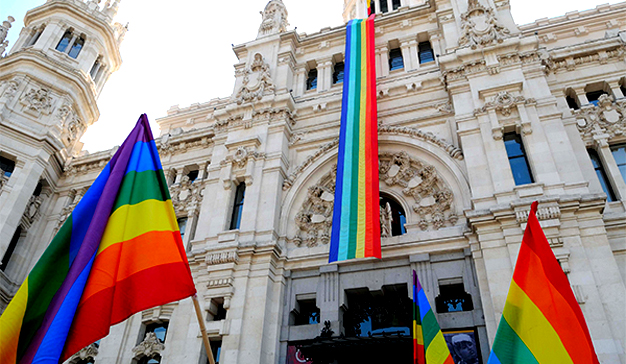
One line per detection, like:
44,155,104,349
487,202,599,364
413,270,455,364
329,14,380,263
0,115,197,364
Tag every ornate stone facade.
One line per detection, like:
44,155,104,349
1,1,625,364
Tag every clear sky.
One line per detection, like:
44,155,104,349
1,0,623,153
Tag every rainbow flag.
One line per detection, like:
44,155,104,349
329,14,380,263
0,115,197,364
367,0,373,16
487,202,599,364
413,270,454,364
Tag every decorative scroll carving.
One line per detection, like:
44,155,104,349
158,133,213,157
575,95,625,139
292,169,337,247
379,151,457,230
57,101,83,144
290,152,458,245
0,79,19,101
20,87,54,115
258,0,289,37
169,176,205,216
66,343,98,364
23,194,43,225
459,0,510,49
515,204,561,223
132,332,164,360
235,53,275,104
283,139,340,190
543,46,626,74
206,251,239,265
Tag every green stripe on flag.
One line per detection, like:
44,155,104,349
421,309,440,348
492,317,540,364
112,169,170,212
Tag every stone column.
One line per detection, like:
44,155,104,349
377,46,390,78
317,58,333,92
609,80,625,99
400,39,414,71
294,67,306,97
574,87,589,106
484,110,516,193
595,136,626,203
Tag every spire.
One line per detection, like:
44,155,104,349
0,16,15,56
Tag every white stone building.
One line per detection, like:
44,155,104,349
0,0,625,363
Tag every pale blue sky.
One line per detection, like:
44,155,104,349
1,0,623,152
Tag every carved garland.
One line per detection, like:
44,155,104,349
283,126,463,190
290,151,457,247
458,0,510,49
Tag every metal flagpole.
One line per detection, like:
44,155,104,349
192,294,217,364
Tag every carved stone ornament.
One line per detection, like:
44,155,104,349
575,94,626,139
20,87,54,115
0,79,19,101
379,151,457,230
235,53,275,104
458,0,510,49
258,0,289,38
170,176,205,216
380,202,393,238
24,194,44,225
290,152,457,246
57,102,83,144
475,91,533,117
66,343,98,364
132,332,165,359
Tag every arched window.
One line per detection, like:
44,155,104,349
56,31,72,52
379,194,406,237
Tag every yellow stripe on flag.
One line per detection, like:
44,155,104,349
503,281,574,364
425,331,452,364
0,280,29,364
98,199,178,253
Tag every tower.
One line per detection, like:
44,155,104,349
0,0,124,298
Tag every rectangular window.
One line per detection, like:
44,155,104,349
144,322,168,343
68,36,85,59
187,169,199,182
229,183,246,230
588,149,616,202
379,0,389,13
306,69,318,90
566,95,579,110
333,62,344,84
435,281,474,313
0,156,16,177
56,31,72,53
210,340,222,364
611,144,626,183
0,226,22,271
418,41,435,64
388,48,403,71
392,0,402,10
294,299,320,326
503,133,534,185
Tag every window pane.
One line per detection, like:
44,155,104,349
392,0,401,10
389,48,403,71
177,218,187,238
68,37,84,59
187,170,199,182
503,134,524,157
418,42,434,64
333,62,344,84
588,149,616,202
230,183,246,230
306,69,318,90
0,156,15,177
586,90,608,106
509,157,533,185
56,31,72,52
380,0,389,13
566,95,579,110
612,144,626,183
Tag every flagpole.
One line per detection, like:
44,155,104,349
192,294,216,364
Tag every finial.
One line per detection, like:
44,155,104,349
0,16,15,44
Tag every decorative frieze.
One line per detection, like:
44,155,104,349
20,87,54,115
206,251,239,265
515,204,561,223
378,125,464,160
207,277,234,289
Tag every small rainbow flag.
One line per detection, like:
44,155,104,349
367,0,373,16
413,270,454,364
0,115,197,363
487,202,599,364
329,14,380,263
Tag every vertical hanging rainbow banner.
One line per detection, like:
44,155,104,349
329,14,380,263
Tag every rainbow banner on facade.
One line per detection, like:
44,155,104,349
0,115,197,364
329,14,380,263
487,202,599,364
413,270,454,364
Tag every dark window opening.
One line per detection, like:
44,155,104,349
1,226,22,271
55,31,72,53
0,156,16,177
379,195,406,237
138,355,161,364
306,69,318,90
586,90,608,106
620,84,626,98
371,1,376,13
504,132,534,185
187,169,199,182
379,0,389,13
177,217,188,239
27,27,44,47
611,144,626,184
588,149,616,202
210,340,222,364
89,57,101,79
68,36,85,59
389,48,404,71
418,41,435,64
33,182,43,197
435,282,474,313
293,299,320,326
145,322,168,343
566,95,580,110
343,285,412,338
333,62,345,84
75,359,95,364
392,0,402,10
210,298,227,321
229,183,246,230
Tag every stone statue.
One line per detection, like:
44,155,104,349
380,202,393,238
257,0,289,38
0,16,15,44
